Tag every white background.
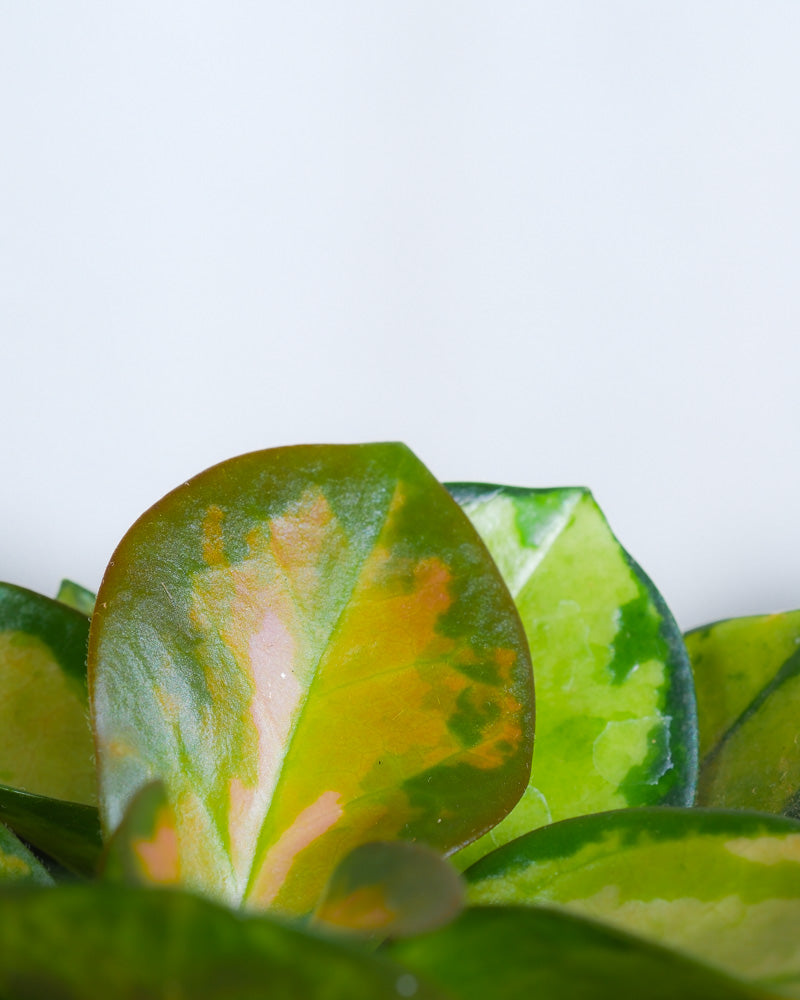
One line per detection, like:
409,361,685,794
2,3,799,630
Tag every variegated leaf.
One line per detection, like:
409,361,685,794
0,820,53,886
686,611,800,815
0,582,95,805
101,781,180,887
90,444,533,913
466,807,800,994
313,841,464,938
390,904,770,1000
447,485,696,867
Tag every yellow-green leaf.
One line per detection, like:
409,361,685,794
0,582,95,805
90,444,533,914
686,611,800,815
448,485,696,867
466,807,800,995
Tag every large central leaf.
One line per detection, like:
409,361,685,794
89,444,533,913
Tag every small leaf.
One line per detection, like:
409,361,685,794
57,579,96,616
90,444,533,913
102,781,180,886
313,841,464,938
448,485,697,867
0,582,96,805
0,821,53,886
0,883,446,999
0,784,102,877
466,807,800,993
686,611,800,815
390,905,768,1000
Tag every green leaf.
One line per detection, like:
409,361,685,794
686,611,800,815
447,485,697,867
466,806,800,994
0,784,102,877
57,579,96,616
0,821,53,886
313,841,465,939
89,444,533,914
0,883,446,999
390,905,769,1000
0,582,96,805
101,781,180,886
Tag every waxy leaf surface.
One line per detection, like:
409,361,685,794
686,611,800,815
90,444,533,913
390,905,769,1000
448,485,696,866
314,840,464,938
0,583,95,805
0,883,446,1000
0,784,101,877
466,807,800,994
0,821,53,886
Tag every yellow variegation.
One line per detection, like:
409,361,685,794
89,444,533,914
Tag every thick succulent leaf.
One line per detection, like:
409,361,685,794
447,485,696,867
0,883,446,1000
0,821,53,885
0,784,101,877
686,611,800,815
57,579,96,615
390,905,770,1000
90,443,533,913
313,841,464,938
101,781,180,886
0,582,95,804
466,806,800,994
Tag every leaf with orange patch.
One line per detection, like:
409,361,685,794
102,782,180,887
314,841,464,939
89,444,533,914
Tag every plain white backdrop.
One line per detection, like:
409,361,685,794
2,3,799,630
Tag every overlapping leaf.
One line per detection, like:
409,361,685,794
57,579,96,616
101,781,180,887
466,806,800,994
448,485,696,866
390,904,769,1000
89,444,533,913
686,611,800,815
0,883,446,1000
0,582,95,805
0,821,53,886
313,841,464,938
0,785,101,877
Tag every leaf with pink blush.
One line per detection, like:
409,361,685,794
101,782,180,887
89,444,533,914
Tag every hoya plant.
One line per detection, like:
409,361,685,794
1,442,798,999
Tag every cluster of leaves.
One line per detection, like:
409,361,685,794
1,442,799,999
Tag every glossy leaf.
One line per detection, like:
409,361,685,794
0,821,53,886
57,579,96,615
0,883,446,1000
314,841,464,938
0,784,102,877
90,444,533,913
447,485,696,867
466,806,800,993
0,582,95,805
686,611,800,815
101,781,180,886
390,905,769,1000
